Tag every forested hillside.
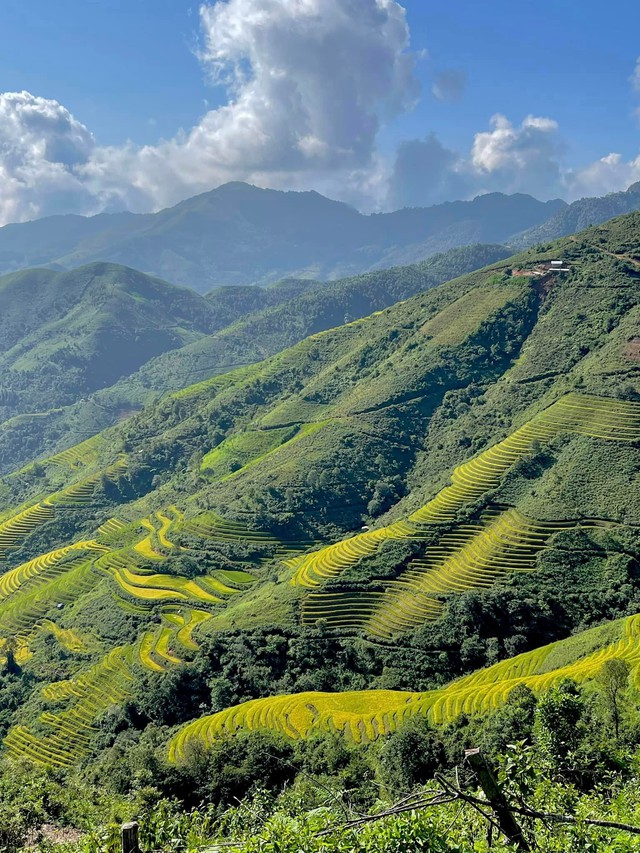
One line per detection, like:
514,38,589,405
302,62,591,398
0,182,561,290
0,212,638,850
0,244,508,475
510,181,640,248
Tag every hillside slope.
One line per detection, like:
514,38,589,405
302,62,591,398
0,212,638,770
169,610,640,756
0,263,217,413
509,181,640,248
0,244,509,475
0,182,562,291
0,263,311,430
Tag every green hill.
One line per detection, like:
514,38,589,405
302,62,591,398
0,182,562,291
0,211,638,849
0,262,219,411
509,181,640,249
0,244,509,475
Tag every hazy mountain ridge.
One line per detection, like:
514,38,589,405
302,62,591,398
0,183,563,291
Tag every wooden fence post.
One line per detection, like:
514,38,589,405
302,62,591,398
121,821,140,853
465,748,531,851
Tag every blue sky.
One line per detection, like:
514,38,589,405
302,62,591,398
0,0,639,222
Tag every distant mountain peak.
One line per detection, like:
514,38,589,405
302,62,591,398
0,184,580,292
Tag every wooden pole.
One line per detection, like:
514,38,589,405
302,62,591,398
465,748,531,851
121,821,140,853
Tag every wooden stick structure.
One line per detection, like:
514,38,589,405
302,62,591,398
121,821,140,853
464,748,531,851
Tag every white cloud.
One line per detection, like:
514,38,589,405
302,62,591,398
470,113,563,197
431,69,466,103
567,152,640,199
631,56,640,92
0,91,98,223
2,8,640,223
387,114,566,208
0,0,420,223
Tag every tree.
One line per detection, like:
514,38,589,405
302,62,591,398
379,717,446,793
534,679,583,771
595,658,630,741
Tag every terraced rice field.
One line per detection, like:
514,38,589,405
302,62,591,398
0,497,232,645
96,517,127,541
292,394,640,591
292,394,640,636
0,541,108,601
45,435,104,472
4,647,136,767
0,503,56,562
287,520,416,588
4,606,213,766
168,613,640,760
181,511,313,558
0,458,128,563
0,454,260,766
135,605,213,672
409,393,640,525
40,620,93,653
0,540,108,637
139,626,182,672
302,508,613,638
133,509,183,559
0,559,98,636
95,547,233,604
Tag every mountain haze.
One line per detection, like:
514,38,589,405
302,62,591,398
0,183,563,291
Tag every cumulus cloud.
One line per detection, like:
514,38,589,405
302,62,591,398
568,152,640,199
387,134,470,208
196,0,418,169
0,0,419,223
3,6,640,222
387,114,565,209
388,53,640,209
470,113,563,197
431,69,466,103
0,91,98,223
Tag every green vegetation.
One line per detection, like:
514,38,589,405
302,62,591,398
0,244,509,475
170,612,640,755
0,211,638,848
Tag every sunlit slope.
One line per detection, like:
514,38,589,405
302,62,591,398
0,500,275,766
295,394,640,637
168,612,640,760
0,244,510,476
1,212,640,771
0,450,319,766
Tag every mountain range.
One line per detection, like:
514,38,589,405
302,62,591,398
0,244,509,475
1,175,640,850
2,181,640,294
0,183,562,291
